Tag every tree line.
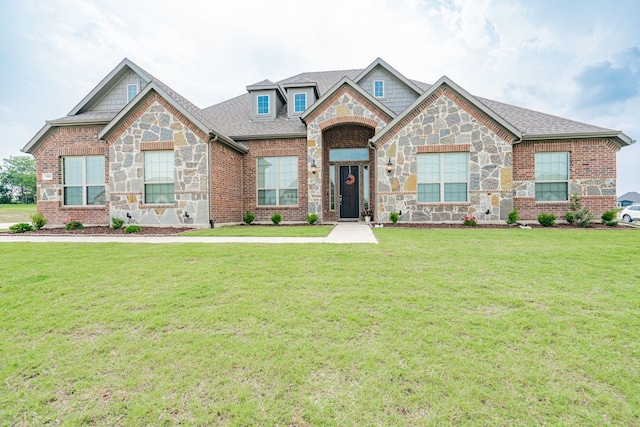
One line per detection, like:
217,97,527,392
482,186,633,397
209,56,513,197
0,156,36,204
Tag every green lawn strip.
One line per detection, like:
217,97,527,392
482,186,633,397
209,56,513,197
1,229,639,425
180,224,333,237
0,203,36,223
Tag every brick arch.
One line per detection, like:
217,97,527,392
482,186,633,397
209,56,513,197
318,115,380,132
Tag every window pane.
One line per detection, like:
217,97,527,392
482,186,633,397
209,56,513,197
257,95,269,115
145,151,173,182
85,156,104,185
374,81,384,97
258,189,276,206
279,189,298,205
329,148,369,161
145,183,174,204
127,84,138,102
64,186,82,205
535,152,568,181
64,157,83,185
87,186,105,205
418,183,440,203
278,157,298,189
330,165,335,210
417,154,440,183
294,93,306,112
258,157,276,188
535,182,568,201
444,153,467,182
444,183,467,202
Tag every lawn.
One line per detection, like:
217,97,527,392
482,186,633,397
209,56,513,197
1,229,639,426
181,225,334,237
0,204,36,224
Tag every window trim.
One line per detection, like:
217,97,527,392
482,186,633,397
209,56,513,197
417,152,469,203
127,84,138,103
534,151,569,202
143,151,175,205
62,155,105,206
257,95,270,115
293,93,307,113
373,80,384,98
256,156,299,207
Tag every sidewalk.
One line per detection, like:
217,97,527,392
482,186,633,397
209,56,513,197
0,223,378,244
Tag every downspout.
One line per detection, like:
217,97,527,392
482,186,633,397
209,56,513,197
208,133,218,228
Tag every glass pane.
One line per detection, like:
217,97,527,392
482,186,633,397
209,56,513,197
87,186,105,205
330,165,335,210
535,152,568,181
294,93,306,112
145,183,174,204
127,85,138,102
535,182,568,201
417,154,440,183
258,157,275,188
64,186,82,205
279,189,298,205
145,151,173,182
258,189,276,206
374,81,384,97
418,183,440,203
329,148,369,161
363,165,369,207
63,157,83,185
85,156,104,185
257,95,269,115
444,183,467,202
444,153,467,182
278,156,298,188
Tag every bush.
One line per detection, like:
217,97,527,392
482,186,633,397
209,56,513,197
65,219,84,230
270,212,282,225
124,225,142,234
243,211,255,225
306,213,318,225
9,223,34,233
566,194,592,228
506,208,519,225
601,210,616,223
604,220,618,227
462,215,477,227
111,216,125,229
30,212,48,230
389,211,399,224
565,211,575,225
537,213,556,227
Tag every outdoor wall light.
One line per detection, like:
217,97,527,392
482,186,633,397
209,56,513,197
386,158,393,174
184,212,190,218
310,159,318,174
126,212,131,219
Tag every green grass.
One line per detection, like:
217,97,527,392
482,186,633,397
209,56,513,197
181,224,333,237
0,203,36,224
1,229,639,425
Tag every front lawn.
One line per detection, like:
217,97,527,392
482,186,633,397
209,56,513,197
1,229,638,425
181,224,334,237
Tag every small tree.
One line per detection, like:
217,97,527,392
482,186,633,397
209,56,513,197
565,194,592,228
0,156,36,204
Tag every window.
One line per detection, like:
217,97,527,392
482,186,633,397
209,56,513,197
374,80,384,97
329,165,335,210
144,151,174,204
329,148,369,161
294,93,307,113
257,156,298,206
127,84,138,103
535,152,569,201
63,156,105,206
417,153,468,203
257,95,269,115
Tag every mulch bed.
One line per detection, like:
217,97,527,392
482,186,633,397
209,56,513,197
378,222,630,230
3,226,193,236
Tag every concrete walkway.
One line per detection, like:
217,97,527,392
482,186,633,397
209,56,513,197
0,223,378,244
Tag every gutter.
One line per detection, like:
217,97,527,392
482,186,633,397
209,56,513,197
230,133,307,141
208,133,217,228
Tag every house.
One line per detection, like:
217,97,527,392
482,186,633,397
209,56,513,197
618,191,640,207
23,58,634,227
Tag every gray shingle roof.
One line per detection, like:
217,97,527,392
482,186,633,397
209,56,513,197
618,191,640,203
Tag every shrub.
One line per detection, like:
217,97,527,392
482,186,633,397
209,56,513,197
111,216,125,229
601,210,616,223
65,219,84,230
566,193,592,228
243,211,255,225
389,211,399,224
9,223,34,233
604,220,618,227
30,212,48,230
462,215,478,227
270,212,282,225
124,225,142,234
537,213,556,227
506,208,519,225
565,211,575,225
306,213,318,225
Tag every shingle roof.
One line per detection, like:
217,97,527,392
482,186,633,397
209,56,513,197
618,191,640,203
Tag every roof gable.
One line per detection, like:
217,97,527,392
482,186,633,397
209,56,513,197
354,58,422,95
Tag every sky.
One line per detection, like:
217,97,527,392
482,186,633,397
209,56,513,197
1,0,638,194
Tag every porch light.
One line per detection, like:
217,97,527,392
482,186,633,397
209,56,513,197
386,158,393,174
310,159,318,174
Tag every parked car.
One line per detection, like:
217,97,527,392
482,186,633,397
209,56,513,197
620,204,640,222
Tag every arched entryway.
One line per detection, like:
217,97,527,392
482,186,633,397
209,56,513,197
321,124,375,222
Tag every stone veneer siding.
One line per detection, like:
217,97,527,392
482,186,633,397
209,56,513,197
376,90,514,222
512,139,619,219
241,138,308,223
305,84,392,220
107,96,210,226
32,125,110,225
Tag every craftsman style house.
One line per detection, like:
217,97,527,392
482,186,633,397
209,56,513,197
24,58,634,226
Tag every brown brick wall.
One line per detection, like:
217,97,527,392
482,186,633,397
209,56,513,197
211,140,244,224
240,138,308,223
514,196,617,220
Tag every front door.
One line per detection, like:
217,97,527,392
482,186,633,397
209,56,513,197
339,165,359,219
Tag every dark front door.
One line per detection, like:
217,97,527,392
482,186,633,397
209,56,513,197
339,165,359,219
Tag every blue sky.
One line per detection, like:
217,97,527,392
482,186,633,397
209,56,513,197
1,0,638,194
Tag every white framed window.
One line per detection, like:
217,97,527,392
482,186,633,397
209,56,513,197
294,93,307,113
417,153,468,203
535,152,569,201
63,156,105,206
257,156,298,206
144,151,174,204
257,95,269,115
373,80,384,98
127,84,138,103
329,165,335,210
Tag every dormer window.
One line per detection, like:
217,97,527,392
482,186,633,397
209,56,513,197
294,93,307,113
374,80,384,98
257,95,269,115
127,84,138,103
